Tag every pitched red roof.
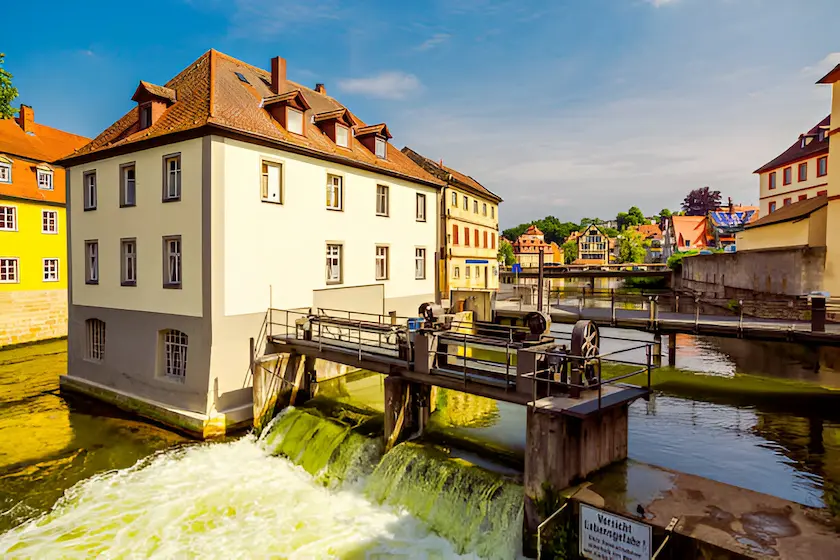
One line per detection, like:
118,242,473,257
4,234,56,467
746,194,827,229
631,223,662,240
671,216,708,249
754,116,829,174
58,50,443,188
401,146,502,202
0,112,88,163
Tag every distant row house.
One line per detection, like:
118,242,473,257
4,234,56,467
0,105,89,347
56,50,448,437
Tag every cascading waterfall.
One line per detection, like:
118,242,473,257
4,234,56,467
261,408,524,560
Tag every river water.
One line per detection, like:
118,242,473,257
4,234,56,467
1,326,839,557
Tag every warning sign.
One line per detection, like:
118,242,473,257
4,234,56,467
579,504,652,560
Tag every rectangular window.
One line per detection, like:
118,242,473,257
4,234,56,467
463,195,468,210
474,229,479,247
140,104,152,129
473,200,478,213
375,246,389,280
466,266,471,279
85,241,99,284
43,258,59,282
84,171,97,210
375,137,387,159
453,225,459,245
465,227,470,247
453,266,460,279
163,330,188,380
121,163,136,207
37,169,54,190
163,155,182,201
799,194,807,201
0,205,16,231
326,174,343,210
482,203,487,216
261,161,283,203
326,244,342,284
0,162,11,183
335,124,349,148
818,190,827,197
41,210,58,234
769,201,777,213
0,258,19,283
798,162,807,182
287,107,304,135
416,193,426,221
163,236,182,288
121,238,137,286
768,172,776,190
491,234,496,250
491,206,495,219
86,319,106,361
376,185,390,216
483,231,488,248
818,156,828,177
475,265,479,278
783,197,792,206
451,192,457,207
415,248,426,280
783,167,792,185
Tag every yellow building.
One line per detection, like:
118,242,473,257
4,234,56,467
402,147,502,295
575,224,611,265
0,105,89,347
754,116,829,217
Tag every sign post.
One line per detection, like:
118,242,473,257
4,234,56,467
579,504,652,560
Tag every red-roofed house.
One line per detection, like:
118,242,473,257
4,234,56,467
663,216,707,258
512,225,554,267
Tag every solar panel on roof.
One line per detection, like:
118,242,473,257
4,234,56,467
235,72,250,85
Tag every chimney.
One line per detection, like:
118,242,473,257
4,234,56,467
19,104,34,133
315,83,326,95
270,56,286,94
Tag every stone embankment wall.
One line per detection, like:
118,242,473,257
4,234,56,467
0,290,67,347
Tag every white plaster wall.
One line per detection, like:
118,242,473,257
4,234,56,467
69,139,203,317
217,138,438,317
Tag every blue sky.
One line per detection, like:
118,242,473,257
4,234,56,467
4,0,840,226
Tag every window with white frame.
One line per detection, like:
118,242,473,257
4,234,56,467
83,171,97,210
473,200,478,213
482,203,487,216
0,258,19,283
335,124,349,148
261,161,283,203
121,164,136,207
462,195,468,210
85,319,106,361
416,193,426,221
451,191,457,207
475,266,480,278
466,266,471,279
164,236,181,287
163,154,181,201
0,205,16,230
121,239,137,286
453,266,460,279
326,174,343,210
140,104,152,129
0,161,11,183
85,241,98,284
287,107,304,135
41,210,58,234
415,248,426,280
162,329,189,380
374,136,387,159
375,246,389,280
326,244,342,284
37,169,54,190
376,185,389,216
43,258,59,282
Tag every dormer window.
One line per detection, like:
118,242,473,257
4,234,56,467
131,81,176,130
0,155,11,183
336,124,349,147
35,163,54,191
287,107,304,135
354,123,392,159
375,137,387,159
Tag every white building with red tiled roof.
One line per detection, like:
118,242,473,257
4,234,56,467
56,50,444,437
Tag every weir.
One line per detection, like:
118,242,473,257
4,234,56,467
256,305,654,556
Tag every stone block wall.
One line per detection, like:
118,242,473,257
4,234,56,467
0,289,67,347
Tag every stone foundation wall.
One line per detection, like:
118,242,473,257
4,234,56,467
0,289,67,347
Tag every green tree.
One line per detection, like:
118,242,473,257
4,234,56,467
617,228,648,263
502,223,529,241
659,208,672,220
616,206,646,230
0,54,19,119
503,216,580,245
497,238,516,266
601,226,619,238
561,239,578,264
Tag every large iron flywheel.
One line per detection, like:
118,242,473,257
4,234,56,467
571,320,600,385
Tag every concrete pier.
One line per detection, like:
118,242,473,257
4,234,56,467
383,376,431,449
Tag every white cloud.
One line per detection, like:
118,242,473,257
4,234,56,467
415,33,451,52
646,0,679,6
801,52,840,78
337,72,422,100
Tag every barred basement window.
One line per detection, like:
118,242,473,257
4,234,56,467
86,319,106,361
162,329,188,380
